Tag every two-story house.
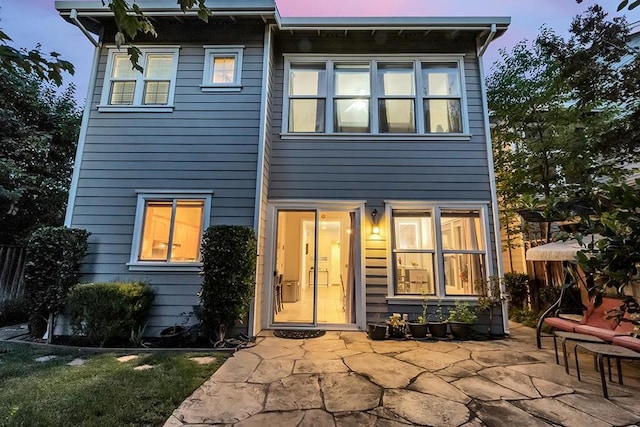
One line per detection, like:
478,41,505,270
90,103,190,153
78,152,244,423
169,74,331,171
55,0,510,337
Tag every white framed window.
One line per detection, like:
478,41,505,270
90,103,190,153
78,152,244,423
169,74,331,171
282,55,468,137
201,45,244,92
128,191,212,271
99,46,179,112
387,203,490,298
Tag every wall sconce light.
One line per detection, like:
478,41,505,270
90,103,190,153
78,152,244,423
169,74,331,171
371,208,380,235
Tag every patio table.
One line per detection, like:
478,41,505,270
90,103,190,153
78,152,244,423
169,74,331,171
553,331,605,374
574,342,640,398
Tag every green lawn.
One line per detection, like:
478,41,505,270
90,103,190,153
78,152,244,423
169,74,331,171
0,342,227,427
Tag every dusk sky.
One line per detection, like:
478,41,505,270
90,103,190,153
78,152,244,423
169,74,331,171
1,0,635,106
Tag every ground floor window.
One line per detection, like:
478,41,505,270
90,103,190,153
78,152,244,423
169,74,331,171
391,205,488,297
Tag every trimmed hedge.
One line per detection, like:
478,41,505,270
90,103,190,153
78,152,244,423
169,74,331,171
199,225,256,340
67,282,154,347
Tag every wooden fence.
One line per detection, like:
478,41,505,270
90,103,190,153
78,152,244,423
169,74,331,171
0,246,26,302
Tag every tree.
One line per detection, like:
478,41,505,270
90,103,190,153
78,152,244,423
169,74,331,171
0,69,82,244
577,0,640,11
489,6,640,248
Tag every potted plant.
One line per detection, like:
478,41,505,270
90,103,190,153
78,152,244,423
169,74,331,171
428,299,448,338
386,313,407,339
407,294,429,339
448,301,477,340
367,314,387,340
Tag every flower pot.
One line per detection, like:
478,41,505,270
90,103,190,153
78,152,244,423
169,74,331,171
449,322,474,340
367,323,387,340
407,322,428,339
387,324,406,339
428,322,448,338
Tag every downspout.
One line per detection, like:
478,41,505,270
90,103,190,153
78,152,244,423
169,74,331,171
64,35,102,227
477,24,510,334
70,9,99,47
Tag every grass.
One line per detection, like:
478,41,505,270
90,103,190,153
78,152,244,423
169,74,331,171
0,342,228,427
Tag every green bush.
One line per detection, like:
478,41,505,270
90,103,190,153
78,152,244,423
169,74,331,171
0,298,29,326
508,307,539,328
67,282,154,347
504,272,530,310
199,225,256,341
23,226,89,336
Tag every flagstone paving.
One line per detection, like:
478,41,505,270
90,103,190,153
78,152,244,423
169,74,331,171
165,322,640,426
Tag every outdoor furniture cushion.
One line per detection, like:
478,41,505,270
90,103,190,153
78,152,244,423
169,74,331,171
579,298,622,330
573,324,626,342
612,335,640,352
544,317,578,332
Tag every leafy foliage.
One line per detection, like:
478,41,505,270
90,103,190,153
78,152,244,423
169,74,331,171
0,69,81,244
503,272,530,310
0,30,73,86
199,225,256,339
67,281,154,346
23,227,89,330
489,6,640,244
0,298,29,327
447,301,478,324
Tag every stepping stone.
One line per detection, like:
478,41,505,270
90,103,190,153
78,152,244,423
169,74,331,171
116,355,138,363
383,389,470,427
163,414,184,426
265,374,323,411
294,359,348,374
34,355,57,363
473,350,540,367
299,409,336,427
557,393,640,425
335,412,378,426
212,351,260,383
472,400,549,427
189,356,216,365
515,397,611,427
451,376,528,401
303,351,343,360
478,367,541,398
248,359,294,384
246,344,303,360
367,406,414,425
531,377,574,397
174,382,266,424
67,358,85,366
395,348,468,371
302,339,346,352
409,372,471,404
134,364,154,371
343,353,423,388
235,410,304,426
321,372,381,412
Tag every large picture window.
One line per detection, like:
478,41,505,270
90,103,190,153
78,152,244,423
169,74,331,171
129,192,212,270
391,206,487,296
283,56,466,135
100,47,179,111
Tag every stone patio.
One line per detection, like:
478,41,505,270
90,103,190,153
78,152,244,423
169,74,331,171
165,322,640,426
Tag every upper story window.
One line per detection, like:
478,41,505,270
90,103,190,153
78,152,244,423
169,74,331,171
283,56,467,136
390,205,488,297
100,46,179,112
201,46,244,92
128,191,212,271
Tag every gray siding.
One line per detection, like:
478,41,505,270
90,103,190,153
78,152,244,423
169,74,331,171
267,31,502,333
69,20,266,333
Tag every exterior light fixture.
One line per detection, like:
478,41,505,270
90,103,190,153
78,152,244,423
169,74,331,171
371,208,380,235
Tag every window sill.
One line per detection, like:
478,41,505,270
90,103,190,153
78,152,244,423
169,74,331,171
200,85,242,92
386,296,479,305
97,105,175,113
127,262,202,272
279,133,473,141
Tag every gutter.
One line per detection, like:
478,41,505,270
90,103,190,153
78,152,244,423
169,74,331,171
478,23,497,57
70,9,99,47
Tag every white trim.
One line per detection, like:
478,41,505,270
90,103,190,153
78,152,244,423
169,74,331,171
201,45,244,91
385,202,492,300
250,25,274,337
65,44,101,227
128,191,213,271
478,53,509,334
99,47,180,109
281,55,469,136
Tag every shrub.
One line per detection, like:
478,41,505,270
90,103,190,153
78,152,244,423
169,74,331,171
0,298,29,327
504,272,530,310
67,282,154,347
23,226,89,337
199,225,256,341
508,307,539,328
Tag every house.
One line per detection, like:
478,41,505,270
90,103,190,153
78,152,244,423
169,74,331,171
55,0,510,336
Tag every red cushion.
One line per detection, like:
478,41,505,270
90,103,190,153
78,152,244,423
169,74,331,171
544,317,578,332
582,298,623,330
612,335,640,352
574,324,624,342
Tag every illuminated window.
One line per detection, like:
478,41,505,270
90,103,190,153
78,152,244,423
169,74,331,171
202,46,244,91
391,206,487,296
101,48,179,109
422,63,462,133
129,193,212,270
